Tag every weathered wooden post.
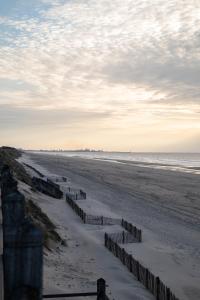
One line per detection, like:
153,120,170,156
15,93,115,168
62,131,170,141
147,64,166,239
136,261,140,281
97,278,106,300
122,248,125,265
104,233,107,247
130,223,133,235
156,276,160,300
145,268,149,289
83,213,86,224
129,255,132,272
122,231,125,244
166,287,170,300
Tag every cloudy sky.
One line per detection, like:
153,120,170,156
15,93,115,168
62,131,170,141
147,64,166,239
0,0,200,151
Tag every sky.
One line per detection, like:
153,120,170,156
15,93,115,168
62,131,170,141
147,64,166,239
0,0,200,151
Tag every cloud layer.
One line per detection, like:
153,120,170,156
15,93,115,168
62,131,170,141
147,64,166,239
0,0,200,150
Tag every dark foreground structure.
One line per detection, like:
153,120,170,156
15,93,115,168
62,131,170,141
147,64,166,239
1,165,43,300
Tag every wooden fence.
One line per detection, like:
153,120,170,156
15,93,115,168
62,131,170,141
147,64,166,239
121,219,142,242
86,215,121,225
66,187,86,201
66,196,121,225
66,196,87,222
32,176,63,199
106,231,138,244
66,194,142,239
65,194,144,241
43,278,110,300
47,178,60,189
105,233,179,300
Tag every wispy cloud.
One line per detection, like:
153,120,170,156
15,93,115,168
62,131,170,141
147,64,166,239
0,0,200,150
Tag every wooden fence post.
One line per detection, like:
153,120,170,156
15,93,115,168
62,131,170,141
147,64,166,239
145,268,149,289
156,276,160,300
122,231,125,244
130,223,133,235
136,261,140,281
122,248,125,265
128,255,132,272
166,287,170,300
97,278,106,300
139,230,142,242
104,233,107,247
84,213,87,224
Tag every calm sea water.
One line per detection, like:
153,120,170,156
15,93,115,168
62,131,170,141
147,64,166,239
31,151,200,175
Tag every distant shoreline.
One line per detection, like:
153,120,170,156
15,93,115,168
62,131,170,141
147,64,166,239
25,149,200,154
25,150,200,175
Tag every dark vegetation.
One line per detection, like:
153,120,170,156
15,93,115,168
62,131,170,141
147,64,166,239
0,146,64,249
0,146,32,185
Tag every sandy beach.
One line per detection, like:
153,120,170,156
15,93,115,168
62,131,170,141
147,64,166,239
20,152,200,300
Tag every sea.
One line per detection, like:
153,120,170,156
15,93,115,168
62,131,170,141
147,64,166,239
31,151,200,175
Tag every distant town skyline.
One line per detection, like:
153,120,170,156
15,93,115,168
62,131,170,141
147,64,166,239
0,0,200,152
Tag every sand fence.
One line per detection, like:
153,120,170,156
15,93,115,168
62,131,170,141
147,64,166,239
65,178,180,300
105,233,179,300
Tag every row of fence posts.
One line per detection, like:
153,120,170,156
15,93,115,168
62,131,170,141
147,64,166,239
66,188,86,201
105,233,179,300
121,219,142,242
66,195,87,223
1,165,43,300
107,231,138,244
66,194,142,241
65,179,178,300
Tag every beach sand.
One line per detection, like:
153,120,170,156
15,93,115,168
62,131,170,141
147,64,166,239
20,153,200,300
